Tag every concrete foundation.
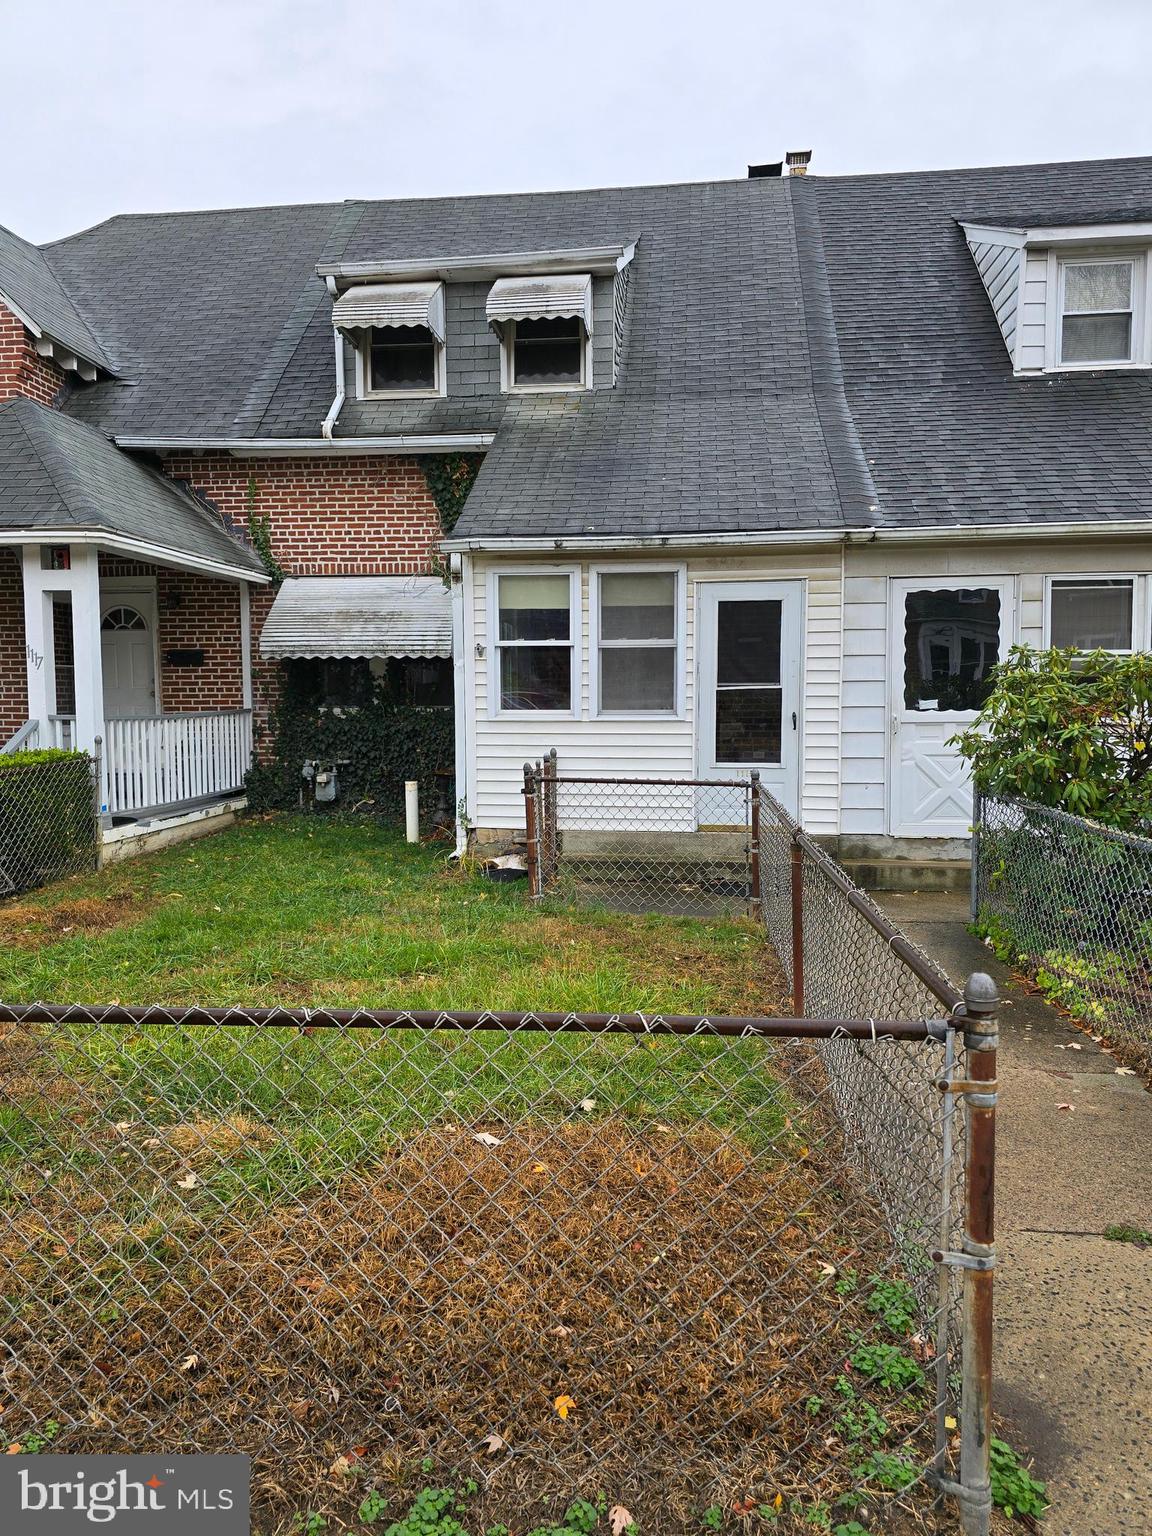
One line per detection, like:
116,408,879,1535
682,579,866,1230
100,797,247,864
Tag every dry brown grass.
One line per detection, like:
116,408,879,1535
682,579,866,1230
0,890,144,948
3,1114,949,1534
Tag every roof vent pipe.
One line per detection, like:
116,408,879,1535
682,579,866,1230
786,150,813,176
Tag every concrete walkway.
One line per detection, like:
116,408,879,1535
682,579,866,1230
879,892,1152,1536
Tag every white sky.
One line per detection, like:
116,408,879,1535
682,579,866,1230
5,0,1151,243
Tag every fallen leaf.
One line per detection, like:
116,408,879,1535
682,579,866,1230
554,1394,576,1419
480,1432,506,1455
816,1261,837,1278
1055,1043,1083,1051
142,1137,162,1148
532,1162,549,1174
472,1132,502,1148
732,1497,758,1516
654,1123,674,1135
178,1353,200,1372
609,1505,634,1535
1116,1067,1137,1076
549,1324,572,1338
578,1098,596,1113
175,1172,198,1189
113,1120,135,1132
944,1414,958,1430
1055,1103,1076,1112
329,1455,355,1477
6,1444,22,1455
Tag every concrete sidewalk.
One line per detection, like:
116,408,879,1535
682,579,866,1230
879,892,1152,1536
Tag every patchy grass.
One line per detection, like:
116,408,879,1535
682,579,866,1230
0,816,779,1016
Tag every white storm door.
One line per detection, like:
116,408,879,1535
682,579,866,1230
696,580,802,813
100,600,158,717
888,578,1014,838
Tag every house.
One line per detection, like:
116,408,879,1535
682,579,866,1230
2,154,1150,869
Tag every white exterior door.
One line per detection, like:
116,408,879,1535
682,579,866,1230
101,601,157,717
696,580,803,813
888,577,1014,838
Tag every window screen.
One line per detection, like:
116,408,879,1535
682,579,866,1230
1049,578,1134,650
512,317,583,386
369,325,438,391
497,574,572,710
597,572,677,712
1060,262,1134,364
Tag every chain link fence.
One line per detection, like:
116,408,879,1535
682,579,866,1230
0,998,993,1536
973,790,1152,1077
0,749,98,896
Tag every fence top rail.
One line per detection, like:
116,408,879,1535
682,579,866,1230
106,709,254,723
0,1000,952,1043
534,774,749,789
981,789,1152,853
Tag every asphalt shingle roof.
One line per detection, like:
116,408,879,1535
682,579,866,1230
19,154,1152,542
0,397,264,577
0,223,114,374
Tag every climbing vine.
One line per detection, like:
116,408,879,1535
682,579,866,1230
245,475,286,584
421,453,484,536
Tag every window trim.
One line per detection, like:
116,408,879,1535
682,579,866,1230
487,565,581,719
500,316,591,394
355,325,447,400
1045,249,1150,373
1042,573,1146,654
590,563,686,719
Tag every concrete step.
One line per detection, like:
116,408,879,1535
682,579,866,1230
840,856,971,894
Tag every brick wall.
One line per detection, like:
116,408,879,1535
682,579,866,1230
0,304,67,407
0,550,27,738
163,454,442,575
162,453,445,735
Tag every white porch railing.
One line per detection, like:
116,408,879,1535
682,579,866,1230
104,711,253,816
47,716,74,750
1,720,40,753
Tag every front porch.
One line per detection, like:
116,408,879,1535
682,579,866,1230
5,539,261,824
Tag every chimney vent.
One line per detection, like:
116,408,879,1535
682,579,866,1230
748,161,783,178
786,149,813,176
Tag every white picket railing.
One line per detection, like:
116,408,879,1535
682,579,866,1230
47,716,74,750
103,711,253,816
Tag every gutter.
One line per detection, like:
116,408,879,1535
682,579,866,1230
317,243,637,286
444,518,1152,555
0,528,270,584
116,434,496,457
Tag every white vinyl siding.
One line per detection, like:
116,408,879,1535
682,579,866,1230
967,237,1024,359
1016,250,1050,372
840,541,1152,836
466,549,843,835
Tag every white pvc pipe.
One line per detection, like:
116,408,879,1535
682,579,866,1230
405,781,419,843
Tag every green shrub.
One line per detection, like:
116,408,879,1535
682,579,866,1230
953,645,1152,830
0,749,95,894
989,1438,1048,1520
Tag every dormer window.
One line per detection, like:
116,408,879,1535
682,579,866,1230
331,281,447,399
368,325,439,392
487,274,593,392
1059,260,1136,366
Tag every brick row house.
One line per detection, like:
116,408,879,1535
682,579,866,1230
3,153,1152,869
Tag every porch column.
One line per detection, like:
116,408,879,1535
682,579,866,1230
70,546,105,766
20,544,59,739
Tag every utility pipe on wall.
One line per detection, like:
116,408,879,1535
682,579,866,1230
405,781,419,843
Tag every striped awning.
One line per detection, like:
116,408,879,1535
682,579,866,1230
486,273,593,332
331,281,446,342
259,576,452,660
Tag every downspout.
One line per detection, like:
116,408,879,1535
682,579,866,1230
450,552,470,856
320,276,346,440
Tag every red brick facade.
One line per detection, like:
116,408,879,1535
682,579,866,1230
0,550,28,737
0,303,67,407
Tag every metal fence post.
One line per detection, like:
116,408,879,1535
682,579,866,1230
749,770,762,903
522,763,541,898
790,833,805,1015
957,971,999,1536
92,735,105,871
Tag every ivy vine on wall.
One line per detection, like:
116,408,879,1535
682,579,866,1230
421,453,484,536
245,475,285,584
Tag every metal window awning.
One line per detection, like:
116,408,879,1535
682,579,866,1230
331,281,446,342
259,576,453,660
486,273,593,332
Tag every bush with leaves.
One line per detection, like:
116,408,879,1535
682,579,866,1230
952,645,1152,831
0,749,95,893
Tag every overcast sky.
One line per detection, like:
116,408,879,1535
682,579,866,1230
4,0,1150,243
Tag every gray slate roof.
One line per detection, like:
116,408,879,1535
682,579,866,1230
20,154,1152,542
0,223,114,374
0,397,264,577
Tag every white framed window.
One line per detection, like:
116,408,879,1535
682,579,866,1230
1045,576,1139,652
1055,255,1143,369
490,569,579,715
502,316,588,392
592,566,684,716
356,325,445,399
